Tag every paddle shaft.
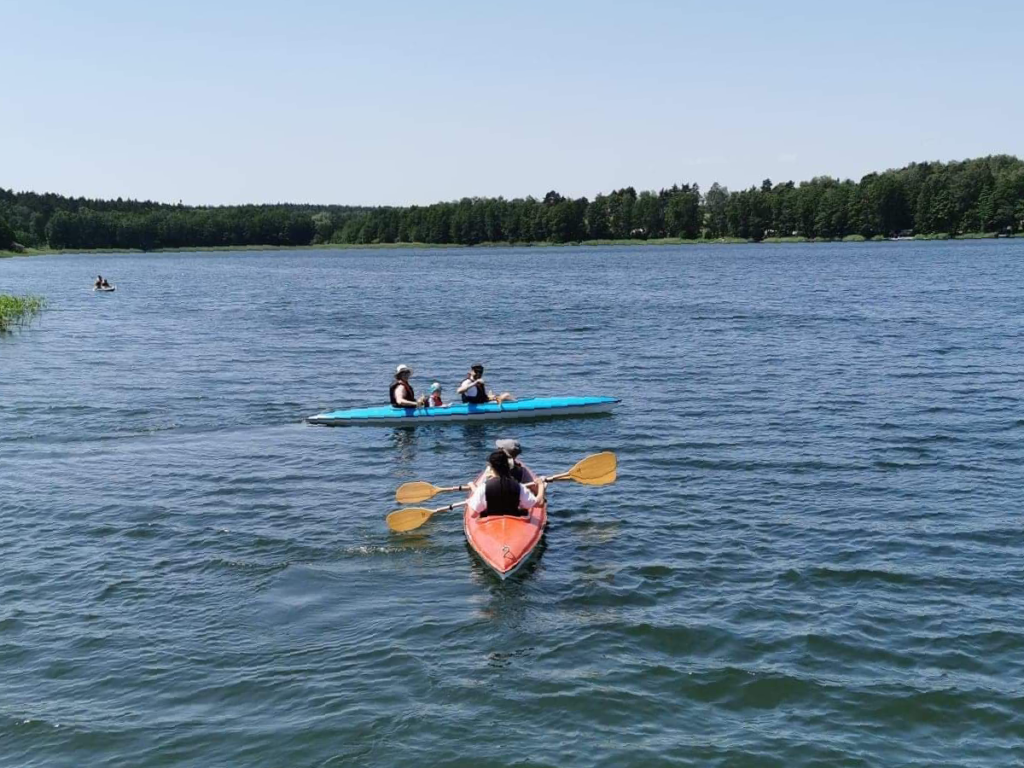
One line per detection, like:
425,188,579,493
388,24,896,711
432,500,468,514
394,481,471,503
437,484,470,494
419,500,468,528
525,471,574,488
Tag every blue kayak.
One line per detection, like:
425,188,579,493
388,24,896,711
307,396,620,426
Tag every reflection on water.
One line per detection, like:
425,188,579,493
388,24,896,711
459,423,491,455
468,538,548,632
388,427,419,466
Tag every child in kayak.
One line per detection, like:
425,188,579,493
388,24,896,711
428,382,448,407
467,450,547,519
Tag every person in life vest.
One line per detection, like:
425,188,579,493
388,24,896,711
428,382,448,407
457,363,514,404
495,438,526,482
390,364,425,408
467,450,547,519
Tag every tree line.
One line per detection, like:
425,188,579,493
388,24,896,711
2,155,1023,252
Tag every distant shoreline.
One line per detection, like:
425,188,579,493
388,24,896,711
3,231,1022,257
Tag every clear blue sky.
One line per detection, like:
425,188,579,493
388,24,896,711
3,0,1022,206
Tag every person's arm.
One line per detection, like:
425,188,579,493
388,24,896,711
457,378,476,395
393,384,419,408
535,478,547,507
466,484,487,518
518,479,544,510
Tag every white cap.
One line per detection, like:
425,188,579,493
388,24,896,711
495,438,521,457
396,364,412,374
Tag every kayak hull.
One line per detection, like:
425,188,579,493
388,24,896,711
464,466,547,580
308,396,619,426
93,286,116,292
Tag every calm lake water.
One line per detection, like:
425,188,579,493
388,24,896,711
2,241,1023,767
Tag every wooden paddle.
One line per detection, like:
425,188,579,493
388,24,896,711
395,481,471,504
386,501,467,533
387,452,617,532
394,451,616,503
544,451,617,486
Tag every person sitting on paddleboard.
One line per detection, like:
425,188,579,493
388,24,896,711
390,364,425,408
101,278,111,288
495,438,526,482
468,450,547,519
457,363,514,404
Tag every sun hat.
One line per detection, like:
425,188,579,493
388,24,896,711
430,382,441,392
396,364,412,375
495,438,521,457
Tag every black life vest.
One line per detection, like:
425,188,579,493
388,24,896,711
461,378,489,404
510,461,525,483
390,380,415,407
482,476,525,518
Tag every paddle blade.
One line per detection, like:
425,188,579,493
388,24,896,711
395,481,440,504
568,452,617,483
575,468,616,486
386,507,435,532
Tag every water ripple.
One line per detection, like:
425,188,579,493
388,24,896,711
2,241,1024,766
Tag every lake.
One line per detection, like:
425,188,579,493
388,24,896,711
2,241,1023,766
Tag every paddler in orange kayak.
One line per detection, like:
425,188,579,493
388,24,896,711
467,450,547,519
495,438,527,482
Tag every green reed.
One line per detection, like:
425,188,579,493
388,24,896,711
0,295,46,333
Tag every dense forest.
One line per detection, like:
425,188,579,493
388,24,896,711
2,155,1024,252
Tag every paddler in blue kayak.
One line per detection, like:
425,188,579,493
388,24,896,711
457,363,514,404
468,450,547,519
390,364,426,408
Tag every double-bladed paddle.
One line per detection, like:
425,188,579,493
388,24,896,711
387,452,617,532
386,501,468,533
543,451,617,486
395,482,471,504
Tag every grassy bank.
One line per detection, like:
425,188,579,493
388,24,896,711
3,231,1021,257
0,295,45,333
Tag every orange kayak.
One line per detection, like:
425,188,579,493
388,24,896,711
463,464,547,579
